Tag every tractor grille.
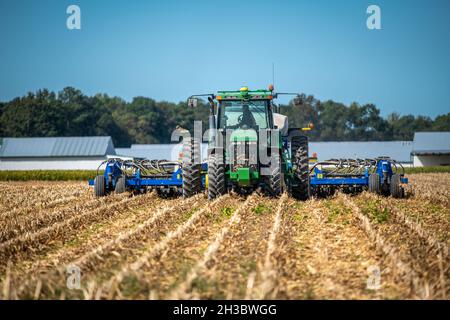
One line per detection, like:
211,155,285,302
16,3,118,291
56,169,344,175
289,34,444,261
230,140,257,171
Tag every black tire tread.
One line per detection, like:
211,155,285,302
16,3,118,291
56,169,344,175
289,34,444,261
369,173,381,194
208,151,226,200
94,175,106,197
390,173,402,198
290,136,309,200
115,176,126,194
182,138,202,198
265,153,282,197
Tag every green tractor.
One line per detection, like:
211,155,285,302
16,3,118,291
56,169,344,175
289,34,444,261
185,86,310,200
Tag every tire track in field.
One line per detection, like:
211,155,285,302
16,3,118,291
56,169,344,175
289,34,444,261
12,194,205,299
174,194,277,300
0,193,150,265
352,193,449,299
117,195,244,300
250,193,288,299
98,194,231,300
170,194,256,299
277,196,404,299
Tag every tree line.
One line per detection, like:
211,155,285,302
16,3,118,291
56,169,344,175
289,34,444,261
0,87,448,147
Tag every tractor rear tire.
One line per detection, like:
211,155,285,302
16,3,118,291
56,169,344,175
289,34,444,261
368,173,381,194
115,176,126,194
182,138,202,198
390,174,403,198
94,175,106,197
208,152,226,200
265,153,282,197
290,135,310,200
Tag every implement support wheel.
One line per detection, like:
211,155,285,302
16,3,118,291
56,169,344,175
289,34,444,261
115,176,126,194
94,175,106,197
390,173,404,198
368,173,381,194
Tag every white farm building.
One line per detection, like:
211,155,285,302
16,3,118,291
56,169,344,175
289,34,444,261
0,137,116,170
411,132,450,167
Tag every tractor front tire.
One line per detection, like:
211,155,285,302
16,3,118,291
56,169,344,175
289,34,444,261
290,135,310,200
265,153,282,197
207,152,226,200
94,175,106,197
182,138,202,198
115,176,126,194
368,173,381,194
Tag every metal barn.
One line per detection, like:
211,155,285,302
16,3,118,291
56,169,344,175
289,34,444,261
0,136,116,170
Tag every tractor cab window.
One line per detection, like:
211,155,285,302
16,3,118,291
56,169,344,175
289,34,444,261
219,100,269,130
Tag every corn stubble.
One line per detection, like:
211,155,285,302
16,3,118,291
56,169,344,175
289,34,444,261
0,174,448,300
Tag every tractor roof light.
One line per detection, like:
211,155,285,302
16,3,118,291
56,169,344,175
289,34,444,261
240,86,250,98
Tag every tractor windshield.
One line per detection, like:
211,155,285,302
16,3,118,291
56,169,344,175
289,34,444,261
218,100,269,130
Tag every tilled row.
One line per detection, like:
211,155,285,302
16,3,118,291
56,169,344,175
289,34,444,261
5,194,173,298
406,174,450,206
9,194,213,299
349,193,449,299
1,175,447,300
0,195,118,243
170,194,279,299
385,198,448,257
171,194,261,300
275,196,405,299
0,182,90,213
99,194,238,299
0,193,152,267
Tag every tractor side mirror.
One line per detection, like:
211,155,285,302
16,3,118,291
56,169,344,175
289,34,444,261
293,96,303,106
188,98,198,108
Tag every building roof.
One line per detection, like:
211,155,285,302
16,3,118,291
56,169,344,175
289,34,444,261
116,143,209,161
412,132,450,155
0,137,115,158
309,141,413,162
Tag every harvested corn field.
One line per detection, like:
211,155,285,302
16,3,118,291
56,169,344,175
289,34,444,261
0,174,448,300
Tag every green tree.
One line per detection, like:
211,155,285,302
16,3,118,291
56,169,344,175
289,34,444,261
433,113,450,131
0,87,447,144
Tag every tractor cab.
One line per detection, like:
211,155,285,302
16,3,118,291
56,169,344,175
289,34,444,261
216,87,274,131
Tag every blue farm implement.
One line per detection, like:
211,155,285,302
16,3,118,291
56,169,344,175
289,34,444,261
89,158,207,197
90,156,407,199
310,157,408,198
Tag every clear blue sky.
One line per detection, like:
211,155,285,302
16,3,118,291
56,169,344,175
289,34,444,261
0,0,449,117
